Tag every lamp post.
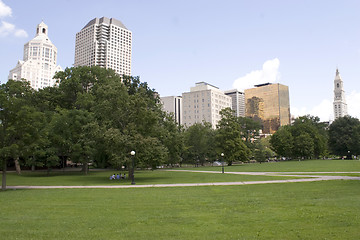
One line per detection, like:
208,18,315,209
130,150,136,185
221,153,224,173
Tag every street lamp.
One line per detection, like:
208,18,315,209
130,150,136,185
221,153,224,173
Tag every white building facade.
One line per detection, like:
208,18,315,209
8,22,62,90
74,17,132,76
182,82,232,128
160,96,182,125
224,89,245,117
333,68,348,119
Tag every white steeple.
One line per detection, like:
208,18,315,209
333,68,348,119
36,21,48,36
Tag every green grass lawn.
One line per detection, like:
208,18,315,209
1,160,359,186
0,180,359,240
1,160,360,239
188,159,360,173
2,169,298,186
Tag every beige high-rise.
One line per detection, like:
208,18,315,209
74,17,132,76
245,83,290,134
182,82,232,128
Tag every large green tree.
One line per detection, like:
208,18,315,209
183,122,216,166
328,116,360,158
55,66,171,175
291,116,328,158
216,108,252,165
270,115,328,159
270,125,293,158
47,109,97,174
0,80,45,189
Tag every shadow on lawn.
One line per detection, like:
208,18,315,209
6,170,172,185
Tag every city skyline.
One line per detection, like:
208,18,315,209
1,0,360,122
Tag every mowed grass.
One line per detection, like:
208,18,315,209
0,180,360,240
2,169,297,186
1,160,359,186
186,159,360,173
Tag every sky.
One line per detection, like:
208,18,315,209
1,0,359,121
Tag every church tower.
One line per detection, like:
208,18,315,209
333,68,347,119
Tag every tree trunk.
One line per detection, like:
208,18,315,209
82,163,88,175
128,168,133,181
14,157,21,175
2,159,6,190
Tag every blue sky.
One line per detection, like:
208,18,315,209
1,0,359,121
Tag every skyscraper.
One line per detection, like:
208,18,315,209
182,82,232,128
160,96,183,125
245,83,290,134
74,17,132,76
8,21,62,90
333,68,347,119
224,89,245,117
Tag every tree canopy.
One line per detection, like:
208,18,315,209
270,115,328,159
328,116,360,158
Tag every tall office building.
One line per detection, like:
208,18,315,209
74,17,132,76
224,89,245,117
160,96,182,125
333,69,347,119
245,83,290,134
182,82,232,128
8,21,62,90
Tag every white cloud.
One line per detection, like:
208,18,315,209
291,91,360,122
14,28,28,38
347,90,360,119
291,99,333,122
0,20,14,36
0,0,12,18
0,0,28,38
233,58,280,91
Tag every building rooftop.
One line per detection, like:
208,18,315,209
82,17,128,30
254,83,272,88
195,82,219,89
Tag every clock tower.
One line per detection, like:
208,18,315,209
333,68,347,119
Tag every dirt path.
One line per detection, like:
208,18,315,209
6,170,360,189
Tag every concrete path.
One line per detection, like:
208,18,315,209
6,170,360,189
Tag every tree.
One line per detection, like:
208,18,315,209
216,108,252,165
0,80,45,189
54,66,170,172
184,122,215,166
158,114,184,166
291,115,328,158
254,138,275,163
293,133,314,159
328,116,360,158
270,115,329,159
270,125,293,158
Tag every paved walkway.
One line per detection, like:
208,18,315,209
6,170,360,189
